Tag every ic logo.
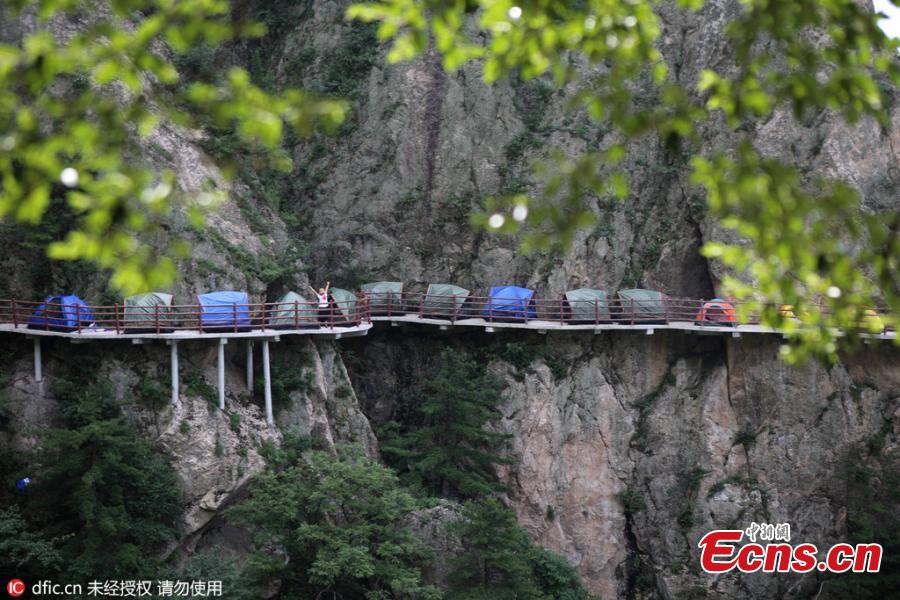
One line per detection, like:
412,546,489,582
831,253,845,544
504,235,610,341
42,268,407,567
6,579,25,597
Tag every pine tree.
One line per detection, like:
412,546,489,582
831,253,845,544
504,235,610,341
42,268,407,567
447,499,596,600
384,348,512,499
31,375,181,579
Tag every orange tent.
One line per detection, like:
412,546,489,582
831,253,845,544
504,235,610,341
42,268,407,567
696,299,736,326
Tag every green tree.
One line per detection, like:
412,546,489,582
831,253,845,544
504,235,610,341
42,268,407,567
826,446,900,598
28,377,182,579
447,499,595,600
155,551,258,600
0,0,346,293
0,506,62,577
382,348,512,499
229,444,440,600
349,0,900,361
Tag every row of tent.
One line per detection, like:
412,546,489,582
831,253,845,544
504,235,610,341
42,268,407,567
363,282,681,322
27,290,362,331
362,282,744,324
24,285,738,331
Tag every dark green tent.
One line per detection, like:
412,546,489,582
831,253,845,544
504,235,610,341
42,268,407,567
269,291,317,328
330,288,359,324
124,292,175,331
564,288,611,322
616,288,667,321
423,283,470,317
360,281,403,314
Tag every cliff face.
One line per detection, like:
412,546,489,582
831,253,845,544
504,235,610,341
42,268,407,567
343,330,900,598
276,0,898,295
1,1,898,598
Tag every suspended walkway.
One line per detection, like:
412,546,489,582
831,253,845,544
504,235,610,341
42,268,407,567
1,295,893,427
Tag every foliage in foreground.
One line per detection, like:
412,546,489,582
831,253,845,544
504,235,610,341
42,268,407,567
380,348,512,499
229,444,440,599
0,0,346,294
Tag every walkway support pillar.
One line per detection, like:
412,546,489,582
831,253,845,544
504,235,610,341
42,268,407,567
33,338,42,383
170,340,179,405
262,339,273,426
217,338,227,410
246,341,254,391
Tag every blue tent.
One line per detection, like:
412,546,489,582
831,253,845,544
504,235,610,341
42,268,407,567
483,286,537,319
27,295,94,330
198,291,251,329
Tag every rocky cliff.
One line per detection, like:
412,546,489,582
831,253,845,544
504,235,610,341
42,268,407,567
1,0,898,598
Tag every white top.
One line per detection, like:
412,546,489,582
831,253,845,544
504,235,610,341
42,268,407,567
317,292,328,308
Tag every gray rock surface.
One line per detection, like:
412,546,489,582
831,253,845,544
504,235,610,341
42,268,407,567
1,0,898,598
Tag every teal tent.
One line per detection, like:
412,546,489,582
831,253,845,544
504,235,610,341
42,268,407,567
423,283,470,318
268,291,317,328
564,288,611,322
330,288,359,324
124,292,174,332
616,288,668,322
361,281,403,314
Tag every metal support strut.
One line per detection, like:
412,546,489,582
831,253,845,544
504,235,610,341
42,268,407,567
33,338,42,383
262,339,273,426
170,340,179,405
246,341,254,391
217,338,226,410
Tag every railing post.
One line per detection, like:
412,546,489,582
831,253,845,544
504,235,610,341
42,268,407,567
595,299,599,325
75,303,81,333
11,299,17,328
419,293,425,318
294,300,299,329
631,299,635,325
114,303,120,334
233,304,238,333
155,303,160,335
452,295,458,323
198,304,203,332
559,298,564,325
387,294,392,317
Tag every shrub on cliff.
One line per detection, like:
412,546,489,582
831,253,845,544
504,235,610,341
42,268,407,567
230,444,440,599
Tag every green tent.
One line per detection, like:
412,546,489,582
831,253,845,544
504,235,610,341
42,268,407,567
268,291,317,328
616,288,667,321
124,292,174,330
330,288,358,323
423,283,470,317
360,281,403,314
564,288,611,322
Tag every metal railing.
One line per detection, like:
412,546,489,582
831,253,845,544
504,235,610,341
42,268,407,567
0,294,890,335
0,298,371,334
360,292,891,330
